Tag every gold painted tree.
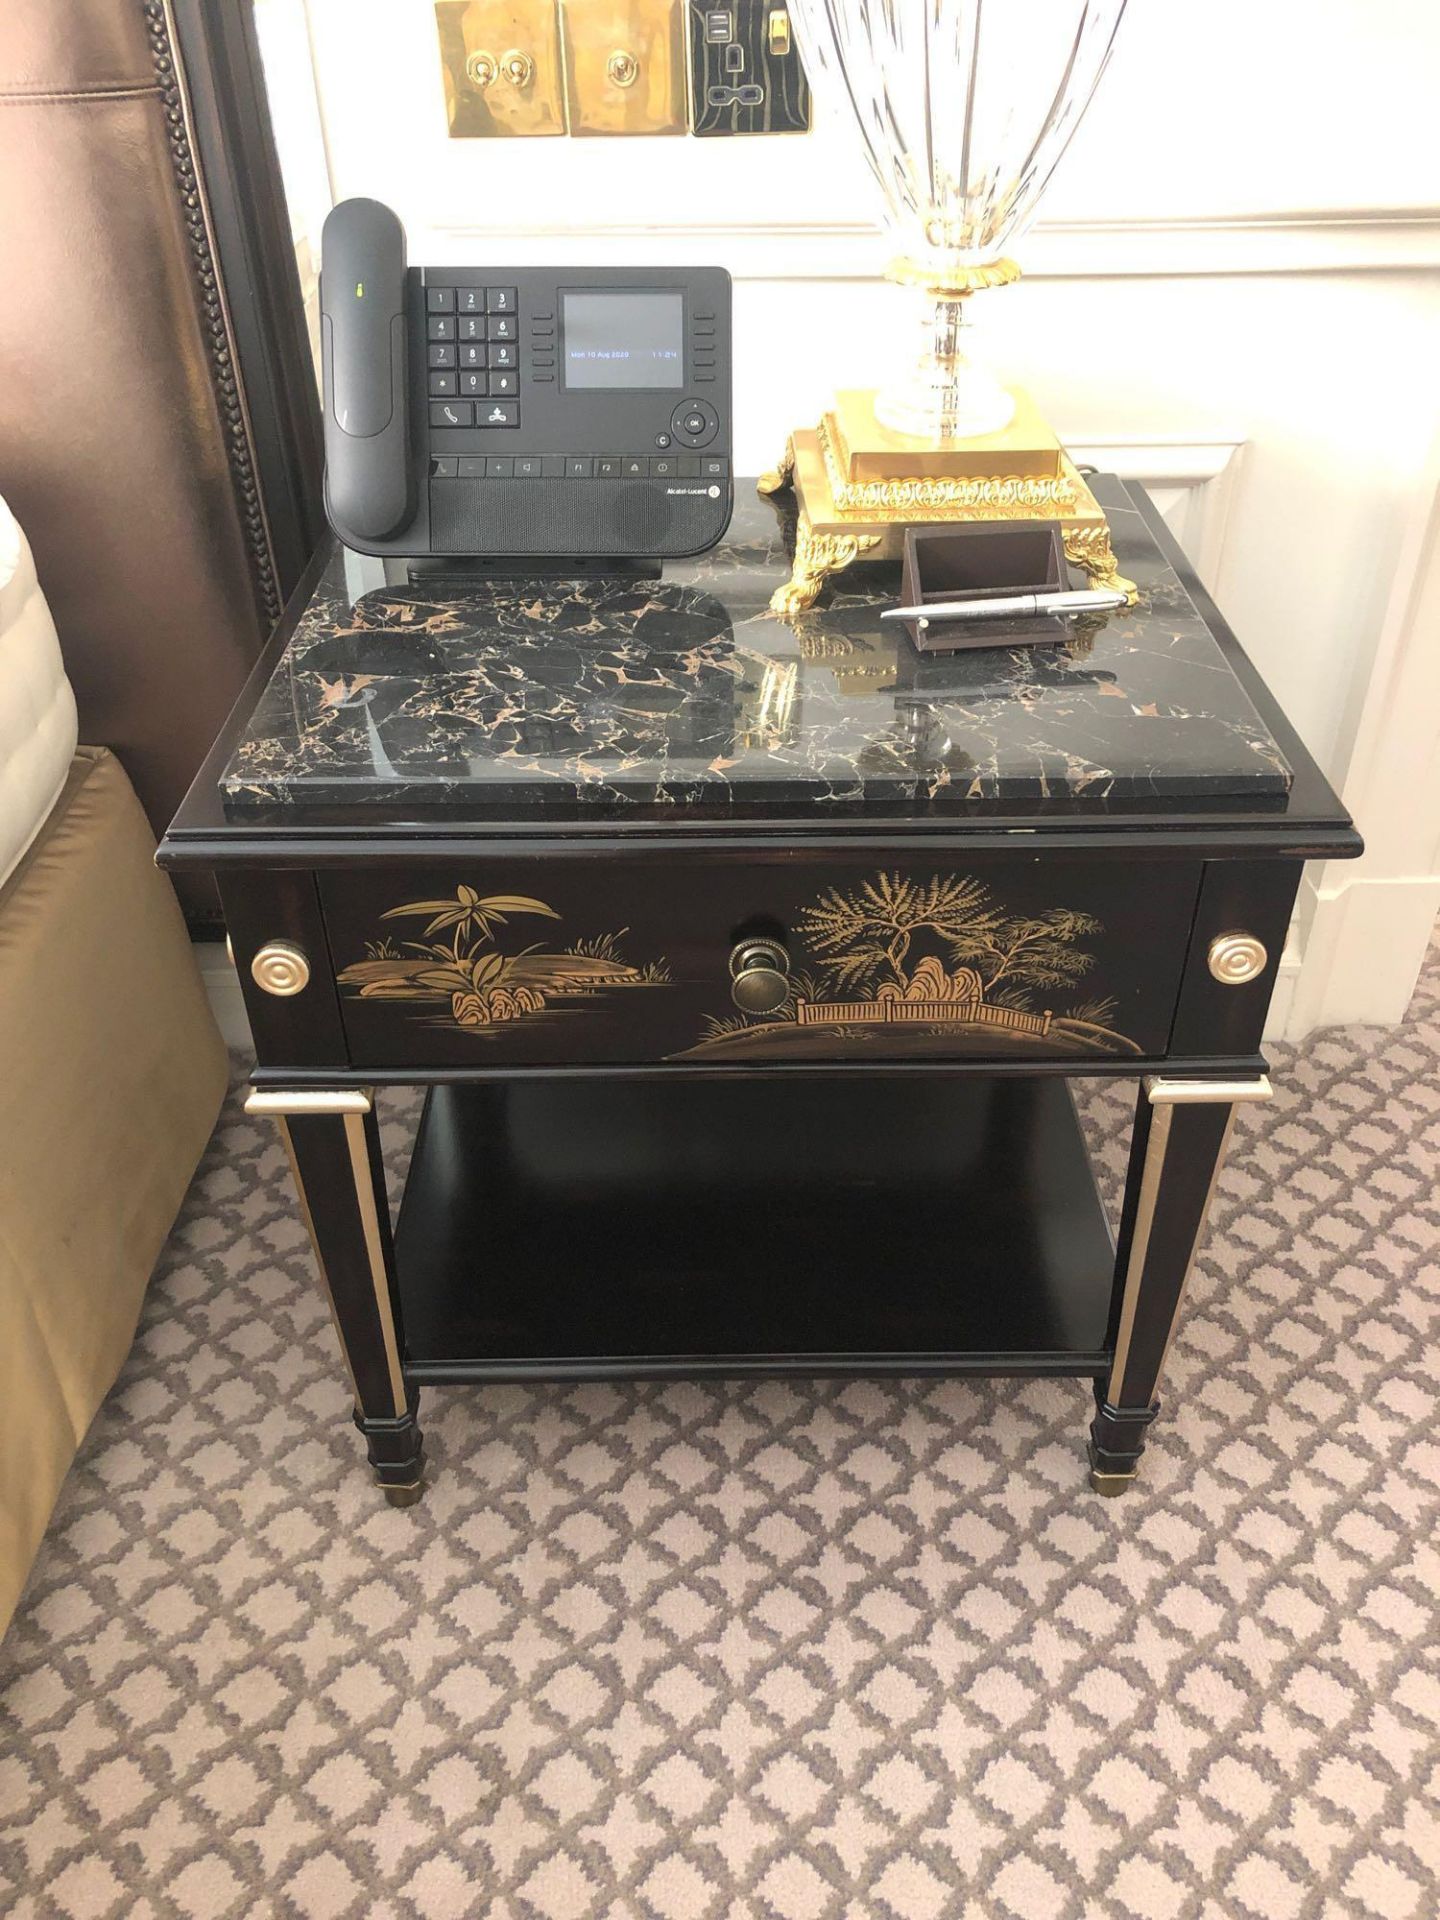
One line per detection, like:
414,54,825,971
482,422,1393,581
797,872,1100,1003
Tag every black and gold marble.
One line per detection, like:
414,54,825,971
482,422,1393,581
221,479,1290,814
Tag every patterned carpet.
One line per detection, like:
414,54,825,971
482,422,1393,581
2,940,1438,1920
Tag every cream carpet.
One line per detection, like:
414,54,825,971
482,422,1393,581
2,941,1437,1919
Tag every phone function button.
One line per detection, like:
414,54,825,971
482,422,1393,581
677,455,700,477
426,287,455,313
622,457,647,478
489,343,518,369
459,370,488,396
430,400,473,428
654,433,672,450
456,289,486,314
458,457,487,477
427,315,455,341
482,401,520,427
596,456,623,477
486,457,514,478
533,373,556,384
431,456,459,477
650,456,676,478
489,370,518,397
488,315,517,342
700,455,729,479
428,371,459,397
515,456,544,478
427,343,456,368
487,287,517,314
566,457,594,479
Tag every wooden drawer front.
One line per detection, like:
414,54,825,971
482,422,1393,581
320,853,1202,1069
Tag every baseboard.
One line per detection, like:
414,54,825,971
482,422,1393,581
1284,872,1440,1036
195,941,253,1050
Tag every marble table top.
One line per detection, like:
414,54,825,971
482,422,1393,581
220,476,1290,818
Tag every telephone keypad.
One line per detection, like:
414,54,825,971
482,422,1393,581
426,287,454,313
489,371,518,397
487,287,517,314
428,372,458,397
489,343,517,369
459,371,488,396
458,316,485,342
456,289,485,315
427,343,456,369
427,315,455,341
488,315,517,342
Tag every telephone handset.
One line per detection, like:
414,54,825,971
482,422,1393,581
319,198,734,565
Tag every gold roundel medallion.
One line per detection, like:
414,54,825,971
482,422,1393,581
1207,932,1267,986
251,941,311,997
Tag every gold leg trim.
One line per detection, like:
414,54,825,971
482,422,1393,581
756,434,796,496
770,510,883,617
381,1479,424,1509
275,1117,363,1415
1105,1101,1174,1405
1146,1075,1273,1105
342,1111,408,1419
247,1089,373,1117
1064,526,1138,605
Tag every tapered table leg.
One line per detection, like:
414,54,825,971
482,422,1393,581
1090,1074,1273,1494
246,1089,424,1505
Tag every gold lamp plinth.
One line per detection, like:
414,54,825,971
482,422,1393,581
759,387,1134,619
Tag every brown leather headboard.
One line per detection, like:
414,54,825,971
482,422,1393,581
0,0,301,910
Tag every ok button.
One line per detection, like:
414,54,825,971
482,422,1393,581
672,397,718,447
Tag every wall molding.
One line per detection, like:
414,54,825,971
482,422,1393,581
429,209,1440,282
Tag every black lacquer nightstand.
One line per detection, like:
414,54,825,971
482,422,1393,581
161,478,1361,1505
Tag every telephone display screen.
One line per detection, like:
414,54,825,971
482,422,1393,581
562,291,685,389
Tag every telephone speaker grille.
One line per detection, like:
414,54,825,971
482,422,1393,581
429,479,726,558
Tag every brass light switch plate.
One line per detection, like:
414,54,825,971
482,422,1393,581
688,1,810,135
561,0,687,136
436,0,566,137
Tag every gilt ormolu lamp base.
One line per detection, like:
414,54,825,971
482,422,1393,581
760,388,1136,618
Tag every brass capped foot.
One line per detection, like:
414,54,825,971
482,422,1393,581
381,1478,424,1508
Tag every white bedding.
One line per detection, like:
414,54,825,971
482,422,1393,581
0,496,78,891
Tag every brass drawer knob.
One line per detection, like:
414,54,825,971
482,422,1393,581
251,941,311,997
607,48,639,88
730,938,789,1014
1208,931,1268,986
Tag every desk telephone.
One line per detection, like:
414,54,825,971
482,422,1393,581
320,198,733,568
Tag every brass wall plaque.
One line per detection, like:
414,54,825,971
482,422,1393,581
436,0,566,137
561,0,686,136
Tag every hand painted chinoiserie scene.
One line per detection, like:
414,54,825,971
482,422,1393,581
680,870,1141,1059
331,866,1152,1064
337,885,669,1032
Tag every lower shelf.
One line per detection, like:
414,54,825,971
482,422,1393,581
394,1073,1118,1381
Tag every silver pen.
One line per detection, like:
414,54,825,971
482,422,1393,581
883,587,1128,623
